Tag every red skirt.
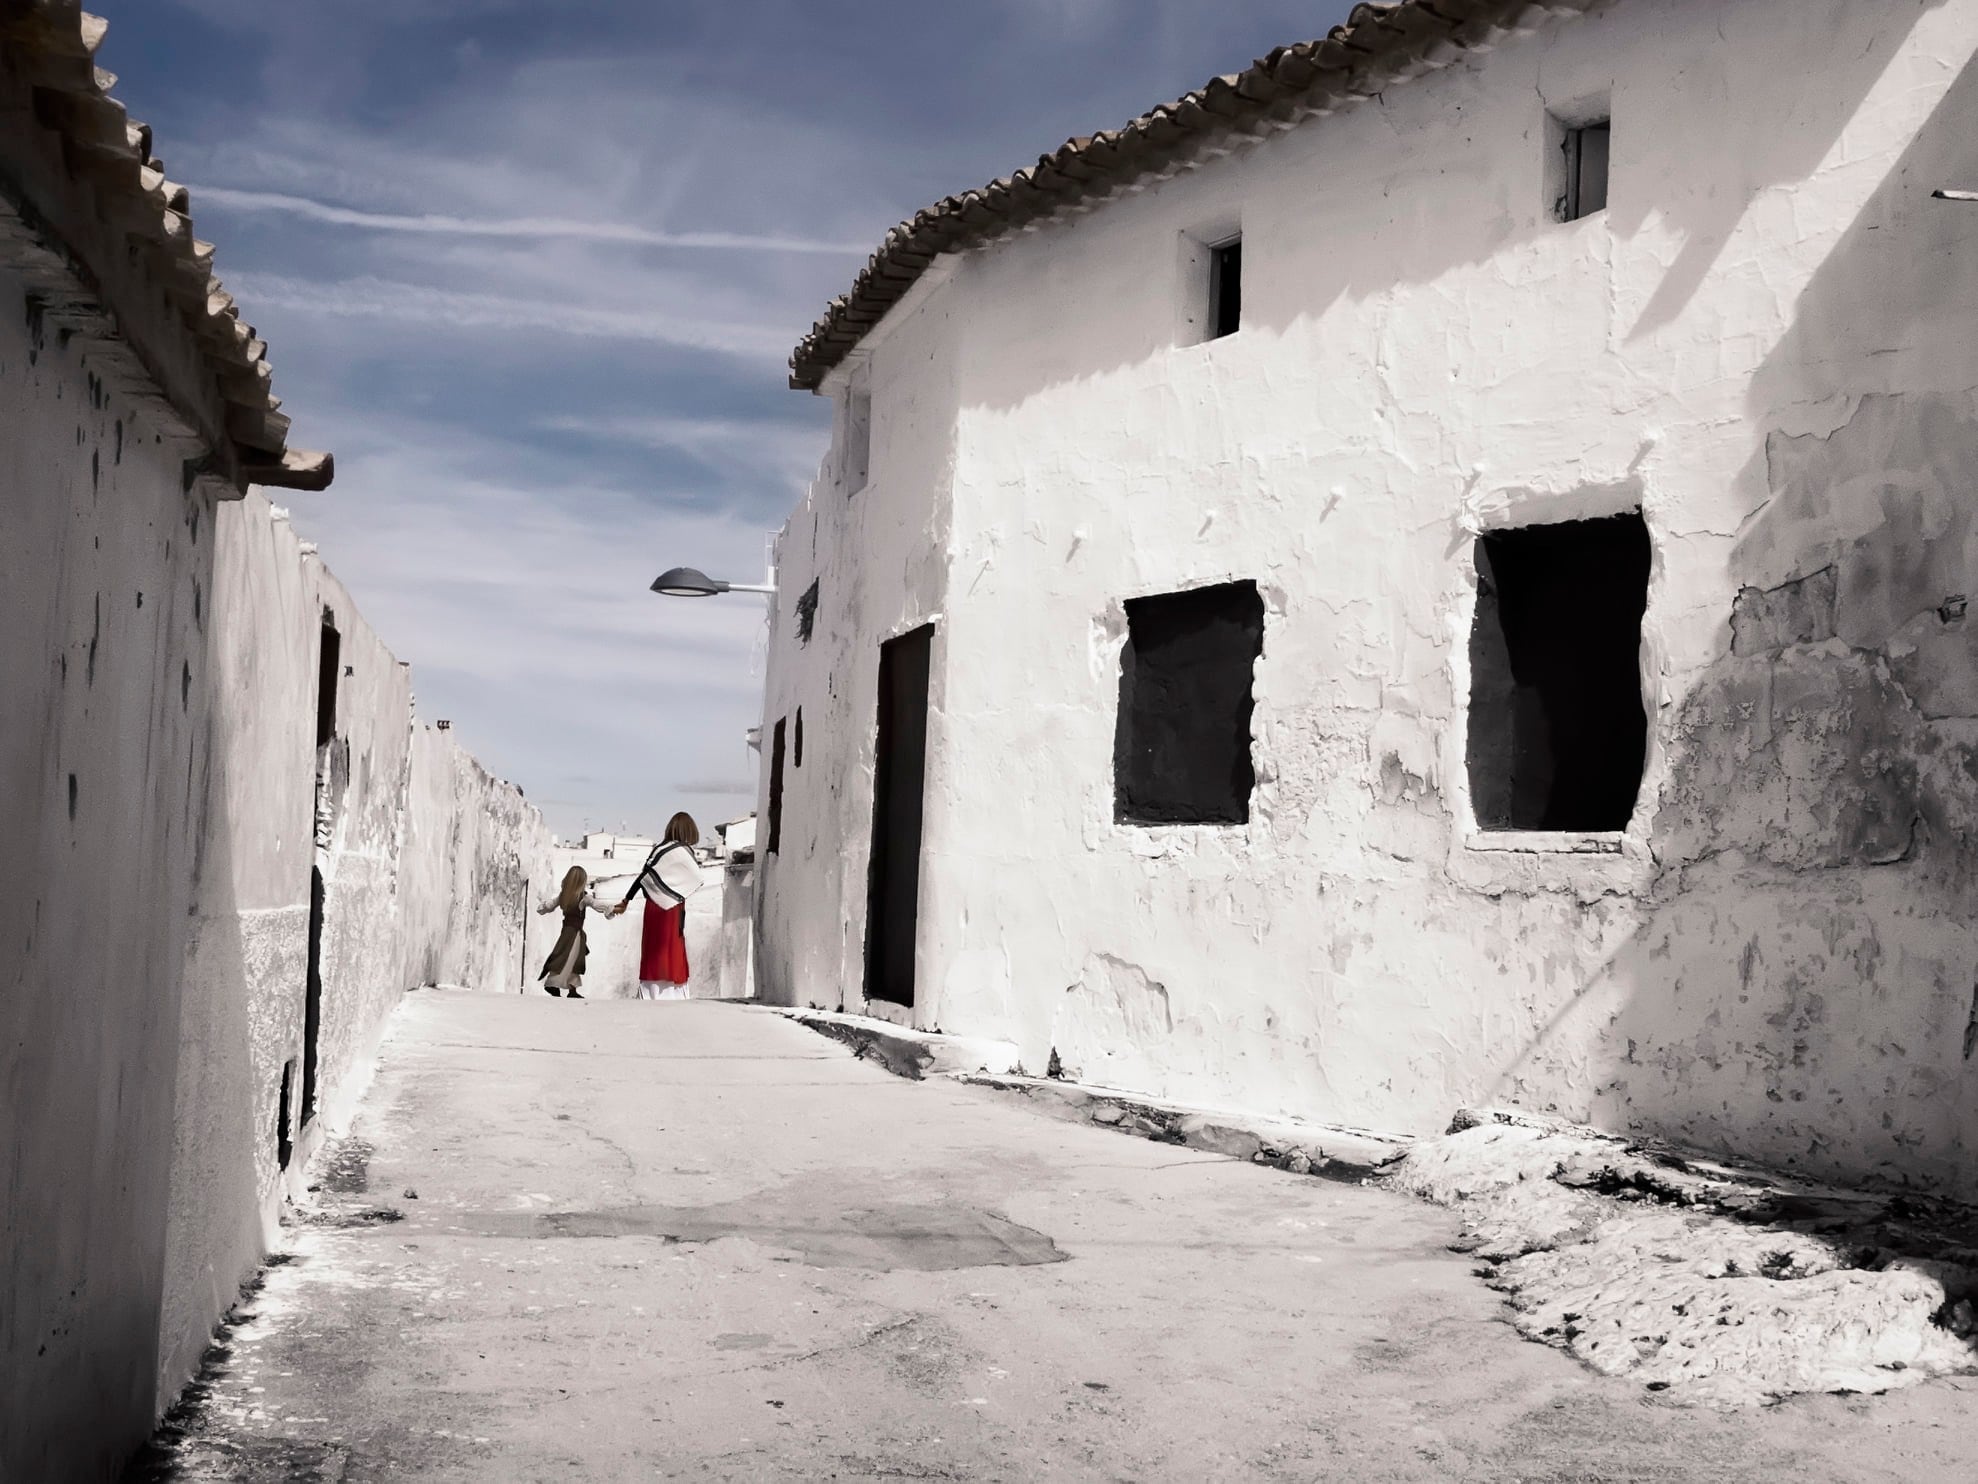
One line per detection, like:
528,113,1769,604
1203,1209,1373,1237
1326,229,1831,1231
639,897,689,984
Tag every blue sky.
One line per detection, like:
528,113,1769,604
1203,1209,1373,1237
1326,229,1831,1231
104,0,1354,837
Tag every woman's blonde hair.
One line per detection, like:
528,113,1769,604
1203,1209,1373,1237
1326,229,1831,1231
557,864,587,912
664,811,700,848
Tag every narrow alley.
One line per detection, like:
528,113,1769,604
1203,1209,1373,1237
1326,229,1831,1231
136,996,1972,1483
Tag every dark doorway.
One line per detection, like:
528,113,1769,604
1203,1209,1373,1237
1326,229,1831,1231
767,717,787,855
865,623,934,1008
1114,580,1264,825
1467,512,1650,831
276,1058,296,1170
301,866,325,1126
316,617,340,748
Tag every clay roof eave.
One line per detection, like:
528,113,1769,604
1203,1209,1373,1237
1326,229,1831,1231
0,0,331,491
786,0,1605,393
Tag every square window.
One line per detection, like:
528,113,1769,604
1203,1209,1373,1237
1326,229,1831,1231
1209,237,1242,340
1467,513,1649,832
1557,119,1610,222
1114,580,1264,825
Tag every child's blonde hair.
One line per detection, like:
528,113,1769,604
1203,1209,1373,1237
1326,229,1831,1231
556,864,587,912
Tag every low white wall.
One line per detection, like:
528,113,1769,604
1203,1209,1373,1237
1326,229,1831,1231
155,490,551,1411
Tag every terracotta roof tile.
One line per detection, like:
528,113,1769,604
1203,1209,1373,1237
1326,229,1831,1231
0,0,329,489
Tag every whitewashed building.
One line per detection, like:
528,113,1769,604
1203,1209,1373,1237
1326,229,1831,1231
755,0,1978,1198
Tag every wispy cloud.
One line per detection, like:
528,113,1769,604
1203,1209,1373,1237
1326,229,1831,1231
113,0,1353,837
540,413,826,495
191,185,870,256
228,272,793,359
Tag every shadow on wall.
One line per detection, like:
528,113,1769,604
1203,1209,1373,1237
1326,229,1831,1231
929,4,1976,1193
1499,50,1978,1194
157,652,295,1402
959,0,1945,414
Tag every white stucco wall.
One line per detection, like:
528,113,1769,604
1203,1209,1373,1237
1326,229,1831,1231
761,0,1978,1196
0,260,218,1479
758,260,962,1022
156,491,553,1405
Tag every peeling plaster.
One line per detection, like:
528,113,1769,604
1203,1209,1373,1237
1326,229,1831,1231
758,0,1978,1197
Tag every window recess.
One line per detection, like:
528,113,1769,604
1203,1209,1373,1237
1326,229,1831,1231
1114,580,1263,826
1556,118,1610,222
1466,512,1649,833
1208,237,1242,340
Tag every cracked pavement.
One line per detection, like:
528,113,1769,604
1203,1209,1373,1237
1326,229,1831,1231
134,993,1975,1481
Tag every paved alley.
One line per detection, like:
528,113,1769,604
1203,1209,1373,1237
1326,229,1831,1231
138,994,1975,1483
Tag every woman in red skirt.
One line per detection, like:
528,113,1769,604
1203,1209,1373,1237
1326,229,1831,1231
615,812,700,999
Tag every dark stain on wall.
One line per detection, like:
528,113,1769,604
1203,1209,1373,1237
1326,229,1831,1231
796,579,820,644
24,290,44,364
1732,566,1837,655
67,774,77,821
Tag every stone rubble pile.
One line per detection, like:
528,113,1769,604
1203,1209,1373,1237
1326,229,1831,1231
1385,1112,1978,1406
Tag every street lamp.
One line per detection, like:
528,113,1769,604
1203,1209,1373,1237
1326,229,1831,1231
649,565,776,598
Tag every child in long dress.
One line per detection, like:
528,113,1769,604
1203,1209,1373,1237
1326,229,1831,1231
536,865,613,998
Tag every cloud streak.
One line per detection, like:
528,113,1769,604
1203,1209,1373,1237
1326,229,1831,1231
227,272,793,359
191,185,872,256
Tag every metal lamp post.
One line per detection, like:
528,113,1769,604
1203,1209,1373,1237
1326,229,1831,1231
649,566,776,598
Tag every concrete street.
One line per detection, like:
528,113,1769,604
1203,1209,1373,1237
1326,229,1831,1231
138,993,1975,1482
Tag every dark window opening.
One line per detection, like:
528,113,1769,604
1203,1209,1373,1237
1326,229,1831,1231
795,578,820,644
1467,512,1649,832
794,708,804,768
276,1058,296,1170
1558,120,1610,222
315,617,341,749
1114,580,1263,825
301,866,325,1125
767,717,787,855
1209,238,1242,340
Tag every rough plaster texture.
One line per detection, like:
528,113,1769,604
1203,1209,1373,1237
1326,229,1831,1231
0,261,219,1481
759,0,1978,1197
158,494,552,1414
0,285,548,1476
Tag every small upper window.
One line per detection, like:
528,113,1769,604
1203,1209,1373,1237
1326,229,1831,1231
1208,237,1242,340
844,386,871,495
1557,119,1610,222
